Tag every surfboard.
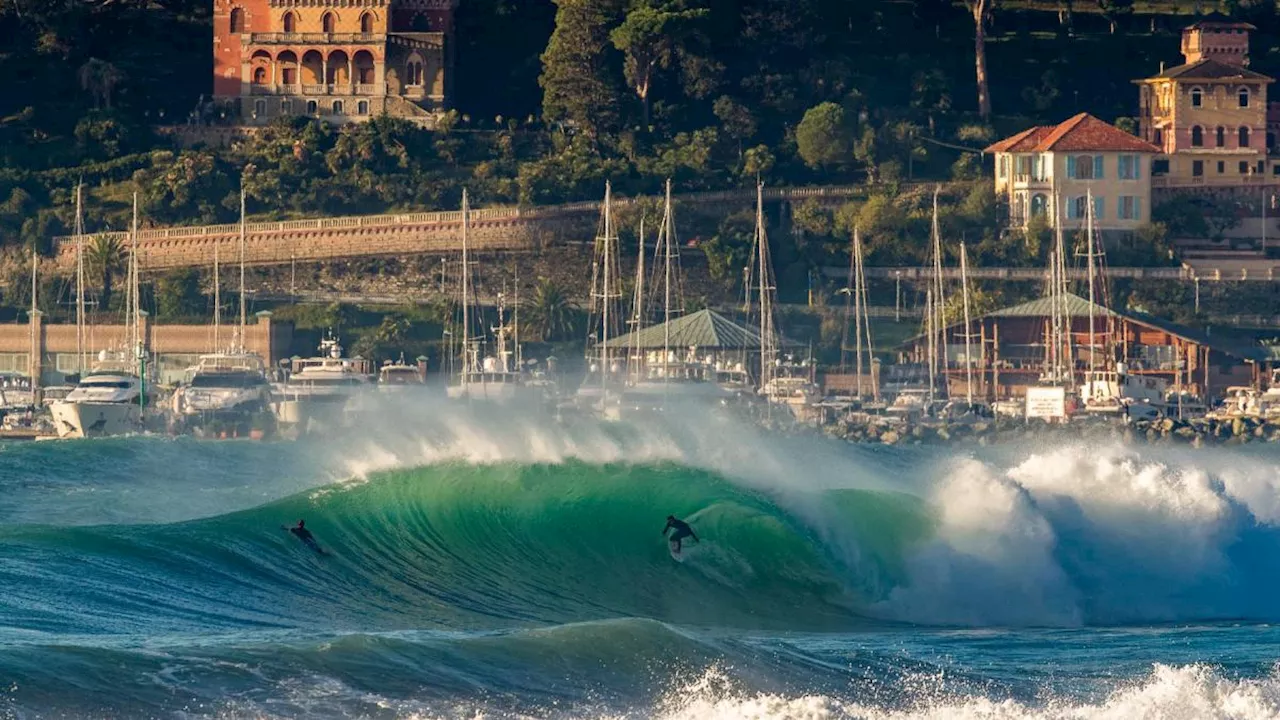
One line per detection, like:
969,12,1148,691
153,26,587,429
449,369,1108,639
668,540,683,562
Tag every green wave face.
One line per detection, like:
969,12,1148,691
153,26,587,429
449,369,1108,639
0,461,935,635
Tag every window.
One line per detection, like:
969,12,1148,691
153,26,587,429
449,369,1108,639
1154,129,1163,146
406,60,423,86
1030,194,1048,217
322,12,336,33
1067,196,1087,220
1093,196,1105,220
281,67,296,85
333,99,344,115
1118,154,1141,180
1191,87,1203,107
282,11,295,33
357,100,369,115
361,12,374,34
306,99,318,114
1119,196,1141,220
1068,154,1101,180
1273,164,1280,176
253,99,266,117
280,99,292,114
1218,161,1226,174
1240,127,1251,148
230,7,245,33
1240,161,1250,174
252,67,267,85
1191,126,1203,147
998,155,1008,179
1193,160,1204,177
1240,87,1250,108
1260,160,1266,174
1216,126,1225,148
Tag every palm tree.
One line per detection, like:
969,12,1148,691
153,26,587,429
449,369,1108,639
86,234,126,312
78,59,124,110
525,279,575,342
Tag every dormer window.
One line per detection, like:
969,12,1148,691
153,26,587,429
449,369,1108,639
1191,87,1203,108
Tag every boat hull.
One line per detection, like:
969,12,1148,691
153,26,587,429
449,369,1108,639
49,401,141,439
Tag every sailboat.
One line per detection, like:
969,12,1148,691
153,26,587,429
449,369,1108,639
446,190,530,402
753,183,819,418
576,182,625,415
1075,189,1165,418
172,187,271,429
50,193,148,438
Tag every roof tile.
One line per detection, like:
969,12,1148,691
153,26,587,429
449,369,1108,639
987,113,1160,154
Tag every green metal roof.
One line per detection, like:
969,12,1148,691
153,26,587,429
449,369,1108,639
988,293,1118,319
600,308,764,350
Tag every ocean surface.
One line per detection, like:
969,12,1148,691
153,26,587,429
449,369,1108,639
3,399,1280,719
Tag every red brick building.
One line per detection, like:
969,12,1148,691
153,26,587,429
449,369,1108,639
212,0,455,125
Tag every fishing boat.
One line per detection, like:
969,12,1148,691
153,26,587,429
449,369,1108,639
378,355,426,390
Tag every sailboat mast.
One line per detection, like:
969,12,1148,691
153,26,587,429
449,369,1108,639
75,184,86,375
631,215,646,384
662,179,673,380
1086,189,1097,378
238,187,247,351
602,181,612,393
29,247,38,394
130,192,140,360
213,242,221,351
853,227,864,398
461,189,471,385
960,242,974,407
755,182,775,392
931,187,946,393
857,230,875,399
926,289,935,405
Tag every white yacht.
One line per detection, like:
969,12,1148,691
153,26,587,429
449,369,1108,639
271,335,373,432
173,352,271,422
49,351,144,439
0,373,37,411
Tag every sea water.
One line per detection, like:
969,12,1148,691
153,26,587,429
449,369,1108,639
2,399,1280,718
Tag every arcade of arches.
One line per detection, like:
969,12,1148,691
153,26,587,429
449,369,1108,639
213,0,455,124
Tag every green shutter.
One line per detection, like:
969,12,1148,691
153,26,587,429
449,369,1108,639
1094,155,1104,179
1066,156,1076,179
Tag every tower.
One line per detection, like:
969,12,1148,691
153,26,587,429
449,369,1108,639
1181,13,1254,67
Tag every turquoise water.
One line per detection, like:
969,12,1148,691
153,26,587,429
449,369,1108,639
3,405,1280,718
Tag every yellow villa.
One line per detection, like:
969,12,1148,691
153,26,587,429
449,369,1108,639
1135,13,1276,188
987,113,1160,233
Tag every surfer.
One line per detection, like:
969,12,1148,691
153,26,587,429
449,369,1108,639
283,519,326,555
662,515,699,554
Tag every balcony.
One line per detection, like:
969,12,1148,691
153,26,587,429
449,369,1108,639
1011,173,1050,187
249,32,384,45
356,84,377,96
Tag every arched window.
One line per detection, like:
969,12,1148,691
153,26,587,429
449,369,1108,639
1240,126,1251,148
360,12,374,34
230,7,245,33
252,66,267,85
281,99,292,114
333,100,345,115
357,100,370,115
1240,87,1250,108
411,13,430,31
1216,126,1225,147
322,12,336,34
282,11,296,33
406,60,423,86
1030,194,1048,217
253,99,266,117
1191,125,1203,147
307,100,318,115
1191,87,1203,108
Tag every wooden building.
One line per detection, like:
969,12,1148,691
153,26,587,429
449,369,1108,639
900,294,1263,402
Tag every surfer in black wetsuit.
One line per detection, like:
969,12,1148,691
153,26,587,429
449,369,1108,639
662,515,699,553
283,519,326,554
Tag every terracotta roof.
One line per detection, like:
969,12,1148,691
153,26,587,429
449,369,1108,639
1147,58,1272,82
985,113,1160,154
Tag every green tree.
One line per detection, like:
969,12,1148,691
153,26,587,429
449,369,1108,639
540,0,625,142
77,58,124,111
713,95,757,156
155,268,204,319
524,278,576,341
86,234,126,312
702,209,755,282
795,102,852,170
609,1,710,128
